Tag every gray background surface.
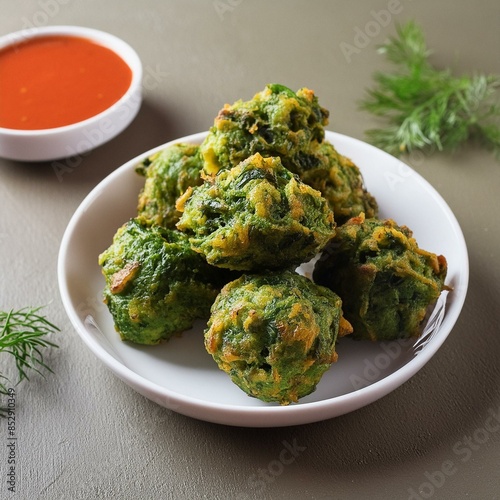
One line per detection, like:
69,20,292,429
1,1,499,499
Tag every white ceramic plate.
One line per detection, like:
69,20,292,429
58,131,469,427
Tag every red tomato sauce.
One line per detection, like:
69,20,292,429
0,35,133,130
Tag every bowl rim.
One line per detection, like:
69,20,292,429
58,131,470,427
0,25,143,136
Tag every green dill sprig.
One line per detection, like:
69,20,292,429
360,21,500,158
0,307,59,417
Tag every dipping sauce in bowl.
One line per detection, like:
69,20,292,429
0,26,143,162
0,35,133,130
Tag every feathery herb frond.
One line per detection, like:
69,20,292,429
360,21,500,158
0,307,59,416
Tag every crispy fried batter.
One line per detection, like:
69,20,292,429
99,218,235,345
177,153,336,271
136,143,203,229
313,214,448,340
200,83,329,178
204,271,351,405
199,84,377,224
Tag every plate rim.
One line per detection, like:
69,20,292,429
57,131,469,427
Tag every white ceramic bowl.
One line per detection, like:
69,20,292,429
58,131,469,427
0,26,142,162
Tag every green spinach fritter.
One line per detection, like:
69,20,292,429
99,219,233,345
200,83,329,178
204,271,352,405
136,143,204,229
313,214,449,341
199,83,377,224
176,152,336,271
300,141,378,225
